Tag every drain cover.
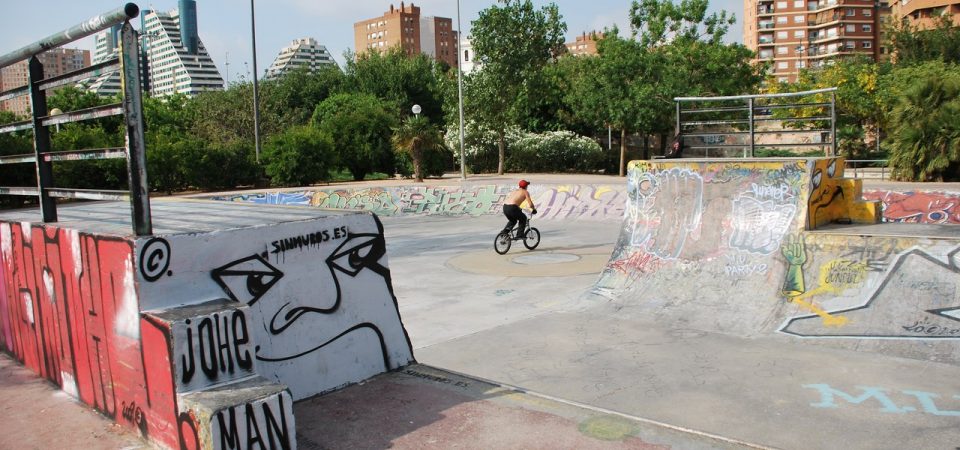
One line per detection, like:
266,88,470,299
512,253,581,265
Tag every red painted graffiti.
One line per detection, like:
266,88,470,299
0,223,179,449
862,190,960,224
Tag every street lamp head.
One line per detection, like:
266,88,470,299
412,104,421,116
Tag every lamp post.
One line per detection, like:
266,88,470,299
455,0,467,180
49,108,62,133
249,0,261,164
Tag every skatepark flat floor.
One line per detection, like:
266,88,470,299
380,214,960,450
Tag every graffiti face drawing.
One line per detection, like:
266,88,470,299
208,215,413,399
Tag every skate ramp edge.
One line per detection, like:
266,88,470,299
596,157,960,366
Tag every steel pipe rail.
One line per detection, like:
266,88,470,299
0,3,139,69
674,87,838,102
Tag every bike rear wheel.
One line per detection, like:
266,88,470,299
523,227,540,250
494,231,512,254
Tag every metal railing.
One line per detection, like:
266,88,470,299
673,88,837,158
0,3,151,235
845,159,889,180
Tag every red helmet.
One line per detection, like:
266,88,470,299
518,179,530,188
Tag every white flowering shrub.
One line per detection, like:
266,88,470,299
445,124,604,173
507,130,604,172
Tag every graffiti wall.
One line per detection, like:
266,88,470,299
1,209,414,449
807,158,881,229
862,189,960,225
0,222,180,449
136,212,415,401
594,158,959,364
210,184,628,221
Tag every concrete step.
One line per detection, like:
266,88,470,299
178,376,296,450
143,299,258,393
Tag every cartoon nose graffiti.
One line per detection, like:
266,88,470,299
210,216,414,398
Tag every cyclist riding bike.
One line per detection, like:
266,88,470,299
502,179,537,238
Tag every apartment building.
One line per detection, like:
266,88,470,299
744,0,889,82
565,31,604,56
353,2,459,68
140,0,224,97
265,38,337,80
891,0,960,27
0,48,90,117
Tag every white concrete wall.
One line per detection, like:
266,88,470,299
136,212,414,399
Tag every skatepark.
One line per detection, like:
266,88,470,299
1,5,959,449
2,159,957,449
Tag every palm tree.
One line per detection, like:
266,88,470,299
888,75,960,182
392,115,446,182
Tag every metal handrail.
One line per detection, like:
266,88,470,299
0,4,138,69
0,4,151,236
674,88,838,158
845,159,889,180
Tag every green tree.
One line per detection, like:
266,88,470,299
263,125,335,186
886,15,960,66
346,48,447,125
565,33,657,175
392,115,446,182
266,65,347,126
766,57,882,159
470,0,566,174
313,92,397,180
886,71,960,181
0,110,35,208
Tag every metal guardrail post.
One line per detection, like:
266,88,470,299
119,22,151,236
830,91,837,157
28,57,57,222
748,98,755,158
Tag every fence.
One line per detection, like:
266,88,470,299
0,3,151,235
673,87,837,158
846,159,890,180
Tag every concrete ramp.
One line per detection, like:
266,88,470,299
593,158,960,364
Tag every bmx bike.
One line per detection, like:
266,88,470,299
494,211,540,255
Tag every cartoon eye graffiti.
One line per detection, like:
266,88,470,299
326,233,388,278
826,159,836,178
211,254,284,305
811,170,822,190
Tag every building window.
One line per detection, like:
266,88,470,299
863,9,872,16
794,15,805,23
795,30,805,38
862,24,872,32
777,46,789,54
863,41,872,48
777,16,788,23
797,60,806,69
794,0,805,7
778,61,790,69
464,50,470,61
845,8,855,16
777,1,788,8
777,31,788,39
845,41,855,49
846,24,855,33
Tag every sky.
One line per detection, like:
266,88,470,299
1,0,743,83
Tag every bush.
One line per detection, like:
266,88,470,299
506,130,604,172
263,126,335,186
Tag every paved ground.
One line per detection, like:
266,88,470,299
1,173,958,449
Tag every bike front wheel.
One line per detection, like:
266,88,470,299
523,227,540,250
494,231,512,254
